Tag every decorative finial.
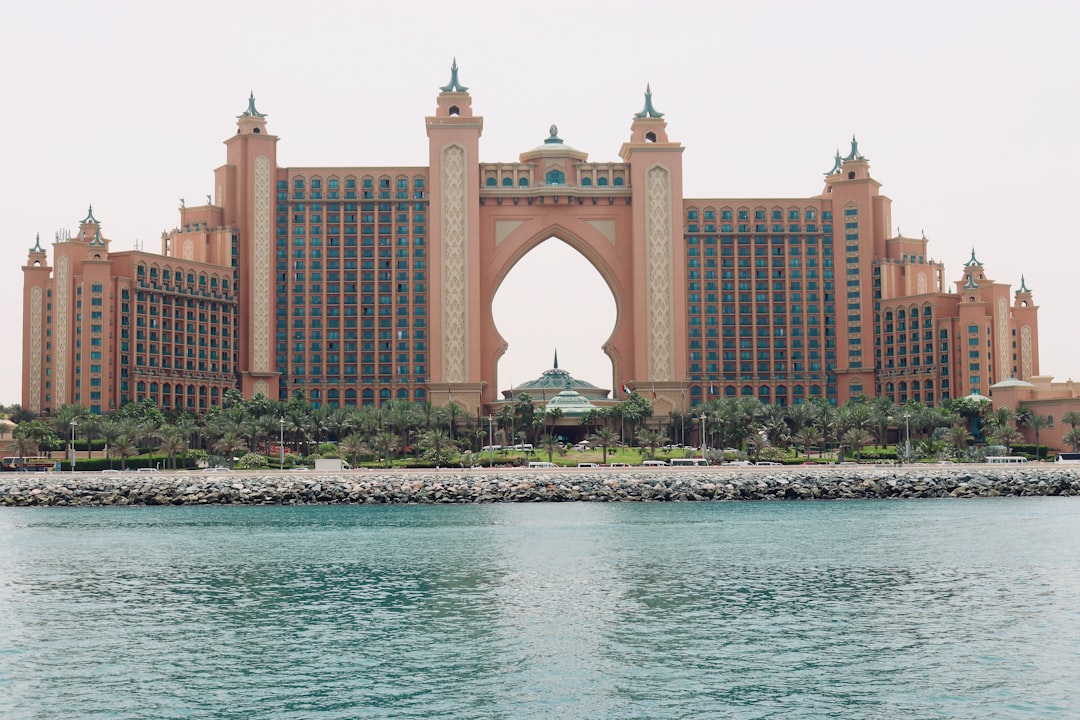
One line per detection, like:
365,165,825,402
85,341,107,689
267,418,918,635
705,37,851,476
81,204,99,225
30,233,44,253
965,247,982,267
964,273,978,289
897,226,902,237
439,58,468,93
1018,275,1031,293
180,198,185,208
824,149,843,175
921,229,926,240
633,83,664,119
89,228,106,247
239,91,266,118
843,134,865,161
544,124,564,145
553,349,559,369
206,194,212,205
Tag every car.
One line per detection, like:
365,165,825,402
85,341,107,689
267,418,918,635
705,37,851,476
608,462,629,468
136,467,159,473
755,461,781,466
576,462,598,468
528,461,557,468
642,460,668,467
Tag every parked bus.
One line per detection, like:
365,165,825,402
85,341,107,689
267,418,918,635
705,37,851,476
985,456,1028,464
1,457,58,472
1056,452,1080,464
670,458,709,467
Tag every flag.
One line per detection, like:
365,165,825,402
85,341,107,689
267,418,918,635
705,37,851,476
652,387,657,401
710,385,718,396
622,382,630,395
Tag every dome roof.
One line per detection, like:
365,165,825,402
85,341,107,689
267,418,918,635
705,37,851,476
544,388,598,418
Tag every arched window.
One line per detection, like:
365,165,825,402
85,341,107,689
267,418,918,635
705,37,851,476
581,177,592,186
485,177,496,187
613,177,625,186
545,169,565,185
502,176,513,187
598,176,609,186
518,176,529,187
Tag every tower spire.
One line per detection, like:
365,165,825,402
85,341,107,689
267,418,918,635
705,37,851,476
81,204,99,225
843,134,865,161
1018,275,1031,293
553,349,559,369
30,233,44,253
633,83,664,119
965,247,983,267
439,58,468,93
238,91,266,118
824,149,842,175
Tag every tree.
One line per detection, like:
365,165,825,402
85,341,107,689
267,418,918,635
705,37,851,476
374,431,400,468
212,431,249,468
945,423,972,459
1064,427,1080,452
635,427,668,460
539,434,563,463
795,426,823,459
989,424,1022,455
841,427,874,462
1061,411,1080,430
157,427,188,470
1021,412,1050,461
589,426,620,464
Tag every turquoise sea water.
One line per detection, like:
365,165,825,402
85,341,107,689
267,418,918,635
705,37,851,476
1,499,1078,719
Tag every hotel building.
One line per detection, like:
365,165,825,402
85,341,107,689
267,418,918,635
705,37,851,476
22,63,1042,418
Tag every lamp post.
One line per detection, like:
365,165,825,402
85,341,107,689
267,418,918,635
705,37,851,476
700,413,707,461
69,419,77,472
279,417,285,470
487,415,494,467
903,412,912,463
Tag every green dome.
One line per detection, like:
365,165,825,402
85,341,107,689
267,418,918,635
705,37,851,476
544,387,597,418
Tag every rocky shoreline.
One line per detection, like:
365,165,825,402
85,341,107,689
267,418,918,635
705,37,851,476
1,465,1079,506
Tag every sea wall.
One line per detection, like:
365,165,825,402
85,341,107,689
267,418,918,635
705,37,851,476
2,466,1080,506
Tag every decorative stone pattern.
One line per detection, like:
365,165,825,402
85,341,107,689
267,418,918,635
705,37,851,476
441,144,468,384
1021,325,1033,380
645,165,674,381
55,255,69,404
254,379,269,398
997,297,1009,380
917,272,927,295
29,287,42,413
252,155,271,375
183,238,194,261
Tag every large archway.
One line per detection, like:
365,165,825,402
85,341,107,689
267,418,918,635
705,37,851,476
492,238,617,395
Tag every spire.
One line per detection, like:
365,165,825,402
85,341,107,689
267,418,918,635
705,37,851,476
30,233,44,253
843,134,865,161
439,58,468,93
81,204,99,225
965,247,983,267
633,83,664,119
553,349,559,369
964,273,978,290
89,228,106,247
824,149,842,175
238,91,266,118
1017,275,1031,293
544,124,564,145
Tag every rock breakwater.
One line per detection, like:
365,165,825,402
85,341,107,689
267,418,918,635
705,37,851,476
2,466,1079,506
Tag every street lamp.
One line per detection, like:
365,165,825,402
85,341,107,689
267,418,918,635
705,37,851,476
69,419,78,472
903,412,912,463
279,417,285,470
700,413,707,461
487,415,494,467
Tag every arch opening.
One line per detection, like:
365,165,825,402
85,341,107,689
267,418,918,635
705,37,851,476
492,238,616,397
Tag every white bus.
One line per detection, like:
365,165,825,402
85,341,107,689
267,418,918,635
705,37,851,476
670,458,708,467
986,456,1028,464
1056,452,1080,464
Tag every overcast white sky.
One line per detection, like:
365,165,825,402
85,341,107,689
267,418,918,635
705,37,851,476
2,0,1077,405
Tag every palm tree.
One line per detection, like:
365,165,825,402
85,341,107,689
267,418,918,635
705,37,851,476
1064,427,1080,452
1061,411,1080,430
635,427,668,460
589,426,620,464
340,432,368,468
374,431,399,468
415,428,452,467
1021,413,1050,461
212,431,248,468
540,434,563,463
841,427,874,462
945,423,972,459
990,424,1022,455
795,426,823,459
158,426,188,470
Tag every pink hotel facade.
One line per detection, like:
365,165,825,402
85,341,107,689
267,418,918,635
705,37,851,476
22,63,1048,423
